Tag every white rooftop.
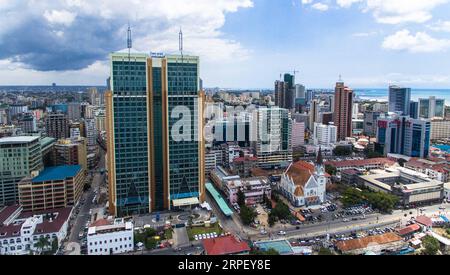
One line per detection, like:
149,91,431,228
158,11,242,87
0,136,39,144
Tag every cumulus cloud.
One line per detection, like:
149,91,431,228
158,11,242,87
428,20,450,33
311,3,329,11
0,0,253,72
382,30,450,53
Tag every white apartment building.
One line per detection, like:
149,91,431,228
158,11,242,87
313,122,337,146
0,206,71,255
431,118,450,140
87,218,134,255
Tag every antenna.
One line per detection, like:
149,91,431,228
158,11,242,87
338,74,343,82
127,22,132,59
179,27,183,57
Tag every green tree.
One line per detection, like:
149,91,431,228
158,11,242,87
268,213,277,227
325,164,337,176
240,205,257,226
145,237,158,250
271,201,291,220
34,236,50,254
51,238,58,254
422,236,440,255
237,189,246,207
333,146,352,156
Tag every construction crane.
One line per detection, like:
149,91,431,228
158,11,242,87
279,70,300,78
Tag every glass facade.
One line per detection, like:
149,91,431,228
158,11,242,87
111,57,150,216
167,60,200,201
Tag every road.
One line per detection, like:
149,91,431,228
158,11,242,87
63,148,106,254
210,192,450,243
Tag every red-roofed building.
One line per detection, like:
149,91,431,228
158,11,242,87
202,235,250,255
415,216,433,228
0,207,72,255
279,157,329,207
325,158,396,172
396,223,421,238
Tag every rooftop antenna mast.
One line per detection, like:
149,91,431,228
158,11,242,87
179,27,184,58
127,21,132,60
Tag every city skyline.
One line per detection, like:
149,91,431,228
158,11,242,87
0,0,449,89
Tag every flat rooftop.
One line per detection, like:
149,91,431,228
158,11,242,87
32,165,82,182
0,136,39,144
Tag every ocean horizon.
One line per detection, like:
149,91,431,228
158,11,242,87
354,88,450,104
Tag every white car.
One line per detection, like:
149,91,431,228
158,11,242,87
278,231,286,236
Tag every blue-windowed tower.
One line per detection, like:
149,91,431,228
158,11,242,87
106,50,205,217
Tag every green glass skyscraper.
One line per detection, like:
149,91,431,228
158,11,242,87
107,50,205,217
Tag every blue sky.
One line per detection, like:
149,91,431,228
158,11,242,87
0,0,450,89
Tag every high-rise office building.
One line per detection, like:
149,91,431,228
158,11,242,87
106,50,205,217
309,99,320,131
419,96,445,119
255,107,292,169
410,101,419,119
274,74,295,110
333,81,353,141
388,85,411,115
376,114,431,158
68,102,82,121
88,88,99,106
45,112,69,139
18,113,37,134
291,121,305,148
0,136,43,206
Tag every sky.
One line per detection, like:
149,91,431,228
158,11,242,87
0,0,450,89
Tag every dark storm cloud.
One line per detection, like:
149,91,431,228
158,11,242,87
0,15,126,71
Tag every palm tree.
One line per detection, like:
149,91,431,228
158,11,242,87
34,236,50,254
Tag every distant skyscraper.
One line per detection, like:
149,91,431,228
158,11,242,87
376,114,431,158
419,96,445,119
45,112,69,139
313,122,337,146
389,85,411,115
106,50,205,217
274,74,295,110
68,102,82,121
309,99,320,130
409,101,419,119
88,87,99,106
333,81,353,141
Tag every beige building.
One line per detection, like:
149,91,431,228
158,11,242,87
431,118,450,140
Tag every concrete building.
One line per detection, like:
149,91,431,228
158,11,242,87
67,102,82,121
51,138,88,172
254,107,292,169
419,96,445,119
45,112,69,140
0,136,43,206
430,118,450,140
336,233,404,255
324,158,396,173
357,167,444,207
0,206,72,255
376,114,431,158
363,111,382,137
291,121,305,148
18,165,85,212
18,113,37,134
309,99,320,130
313,122,337,146
87,218,134,255
389,85,411,115
334,81,353,141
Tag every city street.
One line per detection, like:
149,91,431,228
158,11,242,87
63,148,106,255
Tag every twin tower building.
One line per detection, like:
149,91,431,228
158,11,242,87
106,49,205,217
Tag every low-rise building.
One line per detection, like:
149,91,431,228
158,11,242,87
325,158,396,173
335,233,404,255
18,165,85,212
87,218,134,255
0,206,72,255
231,156,258,178
445,182,450,201
357,167,444,207
279,150,329,207
202,235,250,255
